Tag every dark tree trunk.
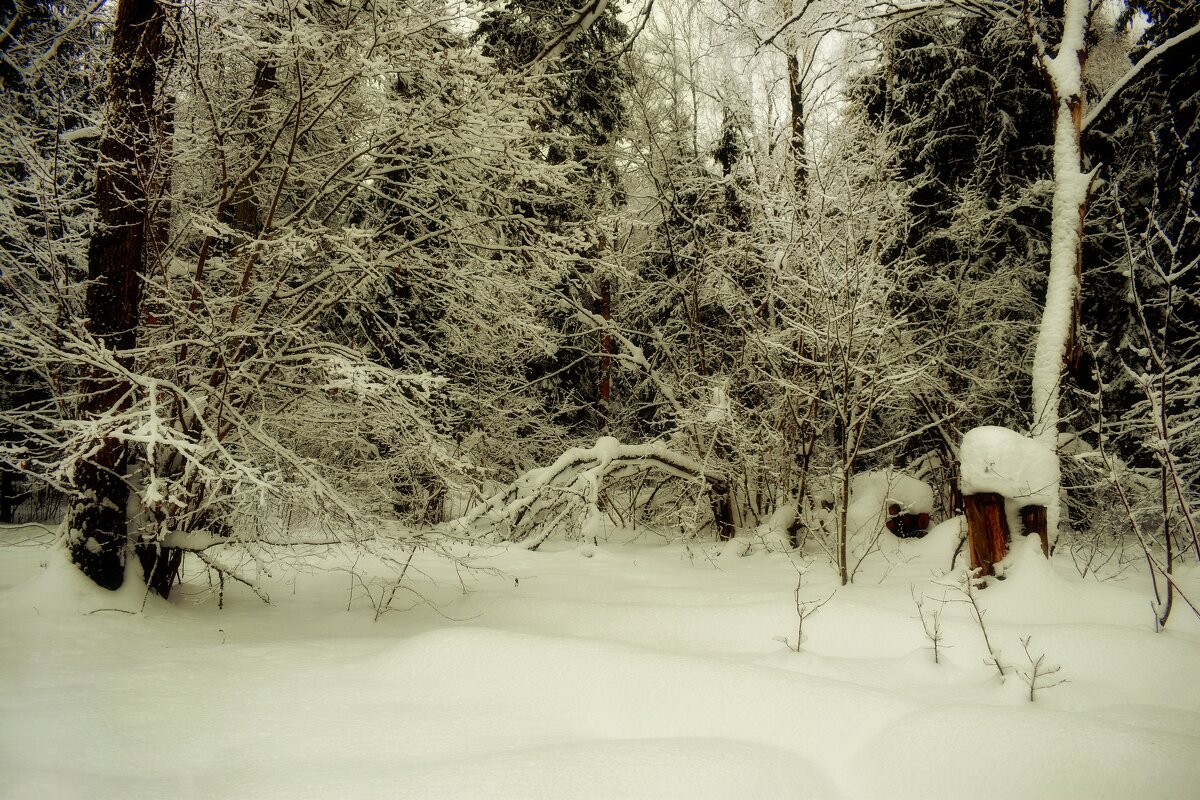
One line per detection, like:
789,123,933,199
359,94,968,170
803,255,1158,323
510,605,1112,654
712,483,735,541
786,53,807,194
67,0,166,592
1019,504,1049,557
0,466,20,523
137,543,184,598
598,275,612,426
964,492,1009,577
225,56,278,235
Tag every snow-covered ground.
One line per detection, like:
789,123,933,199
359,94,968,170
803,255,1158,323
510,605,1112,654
2,521,1199,799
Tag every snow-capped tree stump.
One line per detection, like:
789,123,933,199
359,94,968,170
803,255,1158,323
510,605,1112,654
964,492,1009,577
959,427,1059,576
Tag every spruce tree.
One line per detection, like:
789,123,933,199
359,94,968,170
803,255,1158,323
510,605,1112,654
476,0,631,437
849,13,1054,508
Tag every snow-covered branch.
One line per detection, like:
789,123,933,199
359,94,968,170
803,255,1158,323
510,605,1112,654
1082,22,1200,132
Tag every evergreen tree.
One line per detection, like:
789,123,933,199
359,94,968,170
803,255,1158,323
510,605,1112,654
1083,0,1200,565
476,0,631,436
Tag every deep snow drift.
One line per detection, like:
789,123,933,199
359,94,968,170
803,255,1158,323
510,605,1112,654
2,521,1198,799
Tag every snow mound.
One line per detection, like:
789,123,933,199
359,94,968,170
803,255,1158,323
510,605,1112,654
852,703,1200,799
0,545,157,616
901,516,965,561
848,470,935,539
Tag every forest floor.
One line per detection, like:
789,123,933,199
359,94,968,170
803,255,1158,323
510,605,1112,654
2,520,1199,799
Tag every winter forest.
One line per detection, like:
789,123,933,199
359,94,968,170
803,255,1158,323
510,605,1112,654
1,0,1199,797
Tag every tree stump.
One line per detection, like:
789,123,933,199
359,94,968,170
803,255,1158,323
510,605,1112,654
964,492,1009,576
1020,505,1049,557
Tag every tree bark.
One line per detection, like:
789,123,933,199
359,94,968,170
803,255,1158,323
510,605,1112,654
786,52,807,195
67,0,166,591
0,466,22,523
837,466,850,585
137,543,184,598
225,56,278,236
1028,0,1092,545
1019,504,1049,558
965,492,1009,577
598,275,612,426
712,483,735,541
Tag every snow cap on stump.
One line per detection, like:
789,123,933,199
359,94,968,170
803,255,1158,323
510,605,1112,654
960,426,1059,508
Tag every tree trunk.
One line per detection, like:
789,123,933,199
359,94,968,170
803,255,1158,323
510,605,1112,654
598,274,612,427
225,55,278,236
1019,504,1049,558
137,543,184,599
1029,0,1092,543
837,466,850,585
0,466,19,523
712,482,735,541
67,0,166,591
965,492,1009,577
786,52,807,194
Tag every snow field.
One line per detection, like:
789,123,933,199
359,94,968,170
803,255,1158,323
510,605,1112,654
2,521,1199,799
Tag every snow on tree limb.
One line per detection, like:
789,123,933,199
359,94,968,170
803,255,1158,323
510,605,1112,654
531,0,612,65
450,438,727,544
1082,22,1200,132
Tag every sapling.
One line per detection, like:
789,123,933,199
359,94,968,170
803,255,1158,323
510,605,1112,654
375,549,418,621
1016,636,1066,702
780,572,834,652
956,571,1006,678
912,586,948,664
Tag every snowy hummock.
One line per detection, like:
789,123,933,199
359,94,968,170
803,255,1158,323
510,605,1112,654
847,470,934,540
960,426,1059,508
851,470,934,515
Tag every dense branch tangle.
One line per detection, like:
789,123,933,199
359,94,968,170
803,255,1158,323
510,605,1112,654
5,0,583,596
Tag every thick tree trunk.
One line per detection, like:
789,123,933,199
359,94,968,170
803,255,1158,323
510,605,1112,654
965,492,1009,577
67,0,166,592
712,483,735,541
137,543,184,598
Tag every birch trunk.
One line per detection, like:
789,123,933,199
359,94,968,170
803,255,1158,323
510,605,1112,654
1028,0,1092,542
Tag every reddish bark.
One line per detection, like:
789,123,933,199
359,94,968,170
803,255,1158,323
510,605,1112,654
964,492,1009,577
1020,504,1050,558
